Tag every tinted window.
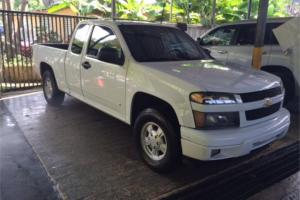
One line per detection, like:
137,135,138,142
87,26,124,65
201,26,238,46
119,25,207,62
236,24,256,45
236,22,283,46
71,24,90,54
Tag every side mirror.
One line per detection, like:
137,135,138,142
176,23,187,32
197,37,206,46
98,47,124,65
197,37,202,44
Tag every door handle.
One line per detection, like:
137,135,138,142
217,50,228,54
82,61,91,69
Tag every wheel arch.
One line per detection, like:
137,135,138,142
40,62,54,77
261,65,295,86
261,65,295,101
261,65,293,75
130,92,180,130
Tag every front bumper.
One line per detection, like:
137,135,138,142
180,108,290,160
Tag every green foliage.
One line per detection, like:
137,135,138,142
25,0,293,25
28,0,47,11
216,0,291,24
78,0,111,17
117,0,148,20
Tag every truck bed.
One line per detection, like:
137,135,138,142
32,43,69,91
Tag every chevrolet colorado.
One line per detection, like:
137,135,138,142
32,20,290,172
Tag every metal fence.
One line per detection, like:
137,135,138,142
0,10,91,93
0,10,208,94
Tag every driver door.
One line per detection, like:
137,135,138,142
81,25,126,120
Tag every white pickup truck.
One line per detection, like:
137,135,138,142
33,20,290,172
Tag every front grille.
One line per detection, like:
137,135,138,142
239,87,282,103
245,102,281,120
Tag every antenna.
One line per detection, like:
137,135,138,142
160,2,166,24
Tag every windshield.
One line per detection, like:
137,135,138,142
119,25,208,62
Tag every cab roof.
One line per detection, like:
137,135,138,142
80,19,175,26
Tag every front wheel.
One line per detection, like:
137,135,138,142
42,70,65,106
133,108,181,172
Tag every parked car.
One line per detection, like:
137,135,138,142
32,20,290,172
197,18,298,102
20,41,33,58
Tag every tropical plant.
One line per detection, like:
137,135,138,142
117,0,149,20
7,0,295,25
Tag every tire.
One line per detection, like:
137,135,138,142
133,108,181,172
42,70,65,106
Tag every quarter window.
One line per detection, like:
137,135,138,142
71,24,90,54
87,26,124,65
201,26,237,46
264,23,282,45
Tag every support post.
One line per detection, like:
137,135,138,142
211,0,216,26
247,0,252,19
170,0,173,22
112,0,116,20
252,0,269,69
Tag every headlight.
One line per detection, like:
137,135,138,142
190,92,237,105
193,111,239,129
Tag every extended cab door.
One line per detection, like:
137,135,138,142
65,24,91,97
199,25,238,64
80,25,126,119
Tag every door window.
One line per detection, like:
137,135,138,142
87,26,124,65
236,24,256,45
71,24,90,54
200,26,237,46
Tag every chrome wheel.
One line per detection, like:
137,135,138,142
44,76,53,99
141,122,168,161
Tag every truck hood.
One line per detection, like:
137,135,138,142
142,60,281,93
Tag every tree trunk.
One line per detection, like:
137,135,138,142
20,0,28,11
3,0,14,60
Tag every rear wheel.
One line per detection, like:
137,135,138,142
42,70,65,106
133,108,181,172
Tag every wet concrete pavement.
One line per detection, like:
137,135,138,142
0,91,299,200
0,101,59,200
248,171,300,200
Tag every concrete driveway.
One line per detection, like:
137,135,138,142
1,91,299,200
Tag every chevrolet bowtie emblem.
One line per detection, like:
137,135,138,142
264,98,273,107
